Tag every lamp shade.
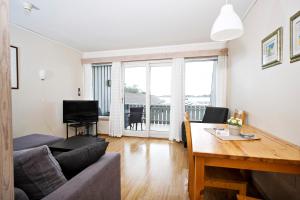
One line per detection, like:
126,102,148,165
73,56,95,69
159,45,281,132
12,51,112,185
210,4,244,41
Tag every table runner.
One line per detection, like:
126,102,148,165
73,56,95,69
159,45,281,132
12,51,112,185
204,128,260,141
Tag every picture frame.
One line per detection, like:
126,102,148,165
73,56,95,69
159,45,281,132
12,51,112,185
290,10,300,63
10,46,19,89
261,27,283,69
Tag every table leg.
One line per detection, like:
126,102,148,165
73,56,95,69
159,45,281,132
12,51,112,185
188,156,195,199
193,157,205,200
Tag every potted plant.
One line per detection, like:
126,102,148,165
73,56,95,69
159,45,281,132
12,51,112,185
227,117,243,135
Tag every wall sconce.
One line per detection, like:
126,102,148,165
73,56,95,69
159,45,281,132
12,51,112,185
39,70,46,80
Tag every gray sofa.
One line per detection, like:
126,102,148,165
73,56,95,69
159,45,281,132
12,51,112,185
13,134,121,200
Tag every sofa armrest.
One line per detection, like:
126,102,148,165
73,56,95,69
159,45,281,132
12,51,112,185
43,153,121,200
14,134,64,151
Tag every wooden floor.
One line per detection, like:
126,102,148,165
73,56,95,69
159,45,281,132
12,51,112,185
105,136,189,200
104,136,249,200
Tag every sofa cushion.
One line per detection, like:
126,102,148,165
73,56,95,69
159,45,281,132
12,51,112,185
13,134,63,151
55,141,109,179
42,153,121,200
14,145,67,200
15,187,29,200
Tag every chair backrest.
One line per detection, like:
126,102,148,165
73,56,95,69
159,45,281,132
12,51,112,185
202,106,229,123
184,112,194,194
130,107,144,113
129,107,144,122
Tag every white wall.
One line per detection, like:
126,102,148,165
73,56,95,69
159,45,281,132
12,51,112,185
11,25,83,138
82,41,226,58
228,0,300,146
98,118,109,135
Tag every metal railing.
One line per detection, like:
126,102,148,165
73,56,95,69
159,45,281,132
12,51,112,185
150,105,170,124
124,104,208,125
185,105,206,121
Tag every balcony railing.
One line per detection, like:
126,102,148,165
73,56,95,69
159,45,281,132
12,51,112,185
186,105,206,121
124,104,208,126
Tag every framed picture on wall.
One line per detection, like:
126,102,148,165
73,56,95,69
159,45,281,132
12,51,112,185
290,10,300,63
10,46,19,89
261,27,283,69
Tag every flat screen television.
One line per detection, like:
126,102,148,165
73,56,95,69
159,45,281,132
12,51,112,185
63,100,99,123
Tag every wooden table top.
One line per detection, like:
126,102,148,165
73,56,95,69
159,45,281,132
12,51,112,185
191,123,300,165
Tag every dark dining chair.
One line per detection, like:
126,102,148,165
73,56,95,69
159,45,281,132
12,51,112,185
201,106,229,123
128,107,144,130
182,106,229,147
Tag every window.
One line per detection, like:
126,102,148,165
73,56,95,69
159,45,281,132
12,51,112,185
185,59,216,121
92,64,112,116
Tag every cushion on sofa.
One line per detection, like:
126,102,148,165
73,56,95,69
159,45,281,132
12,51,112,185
13,134,63,151
14,145,67,200
15,187,29,200
42,153,120,200
55,141,109,179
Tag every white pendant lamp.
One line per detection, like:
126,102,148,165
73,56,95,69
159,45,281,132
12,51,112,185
210,0,244,41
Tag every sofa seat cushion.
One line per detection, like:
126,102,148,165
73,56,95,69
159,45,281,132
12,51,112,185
14,134,63,151
14,145,67,200
55,141,109,179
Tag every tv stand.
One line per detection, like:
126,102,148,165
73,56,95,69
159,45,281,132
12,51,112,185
66,122,98,139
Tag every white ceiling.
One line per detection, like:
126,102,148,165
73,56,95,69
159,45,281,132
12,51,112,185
10,0,255,52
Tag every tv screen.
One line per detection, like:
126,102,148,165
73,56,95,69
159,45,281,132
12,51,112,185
63,100,99,123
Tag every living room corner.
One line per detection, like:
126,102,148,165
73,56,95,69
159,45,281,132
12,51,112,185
10,25,84,139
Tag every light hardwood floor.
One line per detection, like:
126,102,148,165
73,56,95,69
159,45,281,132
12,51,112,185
103,136,246,200
105,136,190,200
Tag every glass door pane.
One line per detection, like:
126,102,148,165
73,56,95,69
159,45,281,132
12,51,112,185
150,65,171,132
185,60,214,121
124,66,147,131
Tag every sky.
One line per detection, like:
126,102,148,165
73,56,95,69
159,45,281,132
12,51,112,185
124,60,214,97
185,61,214,96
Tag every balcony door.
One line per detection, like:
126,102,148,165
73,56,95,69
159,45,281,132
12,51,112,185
123,61,171,138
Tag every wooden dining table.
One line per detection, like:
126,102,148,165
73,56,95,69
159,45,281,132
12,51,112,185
190,123,300,200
